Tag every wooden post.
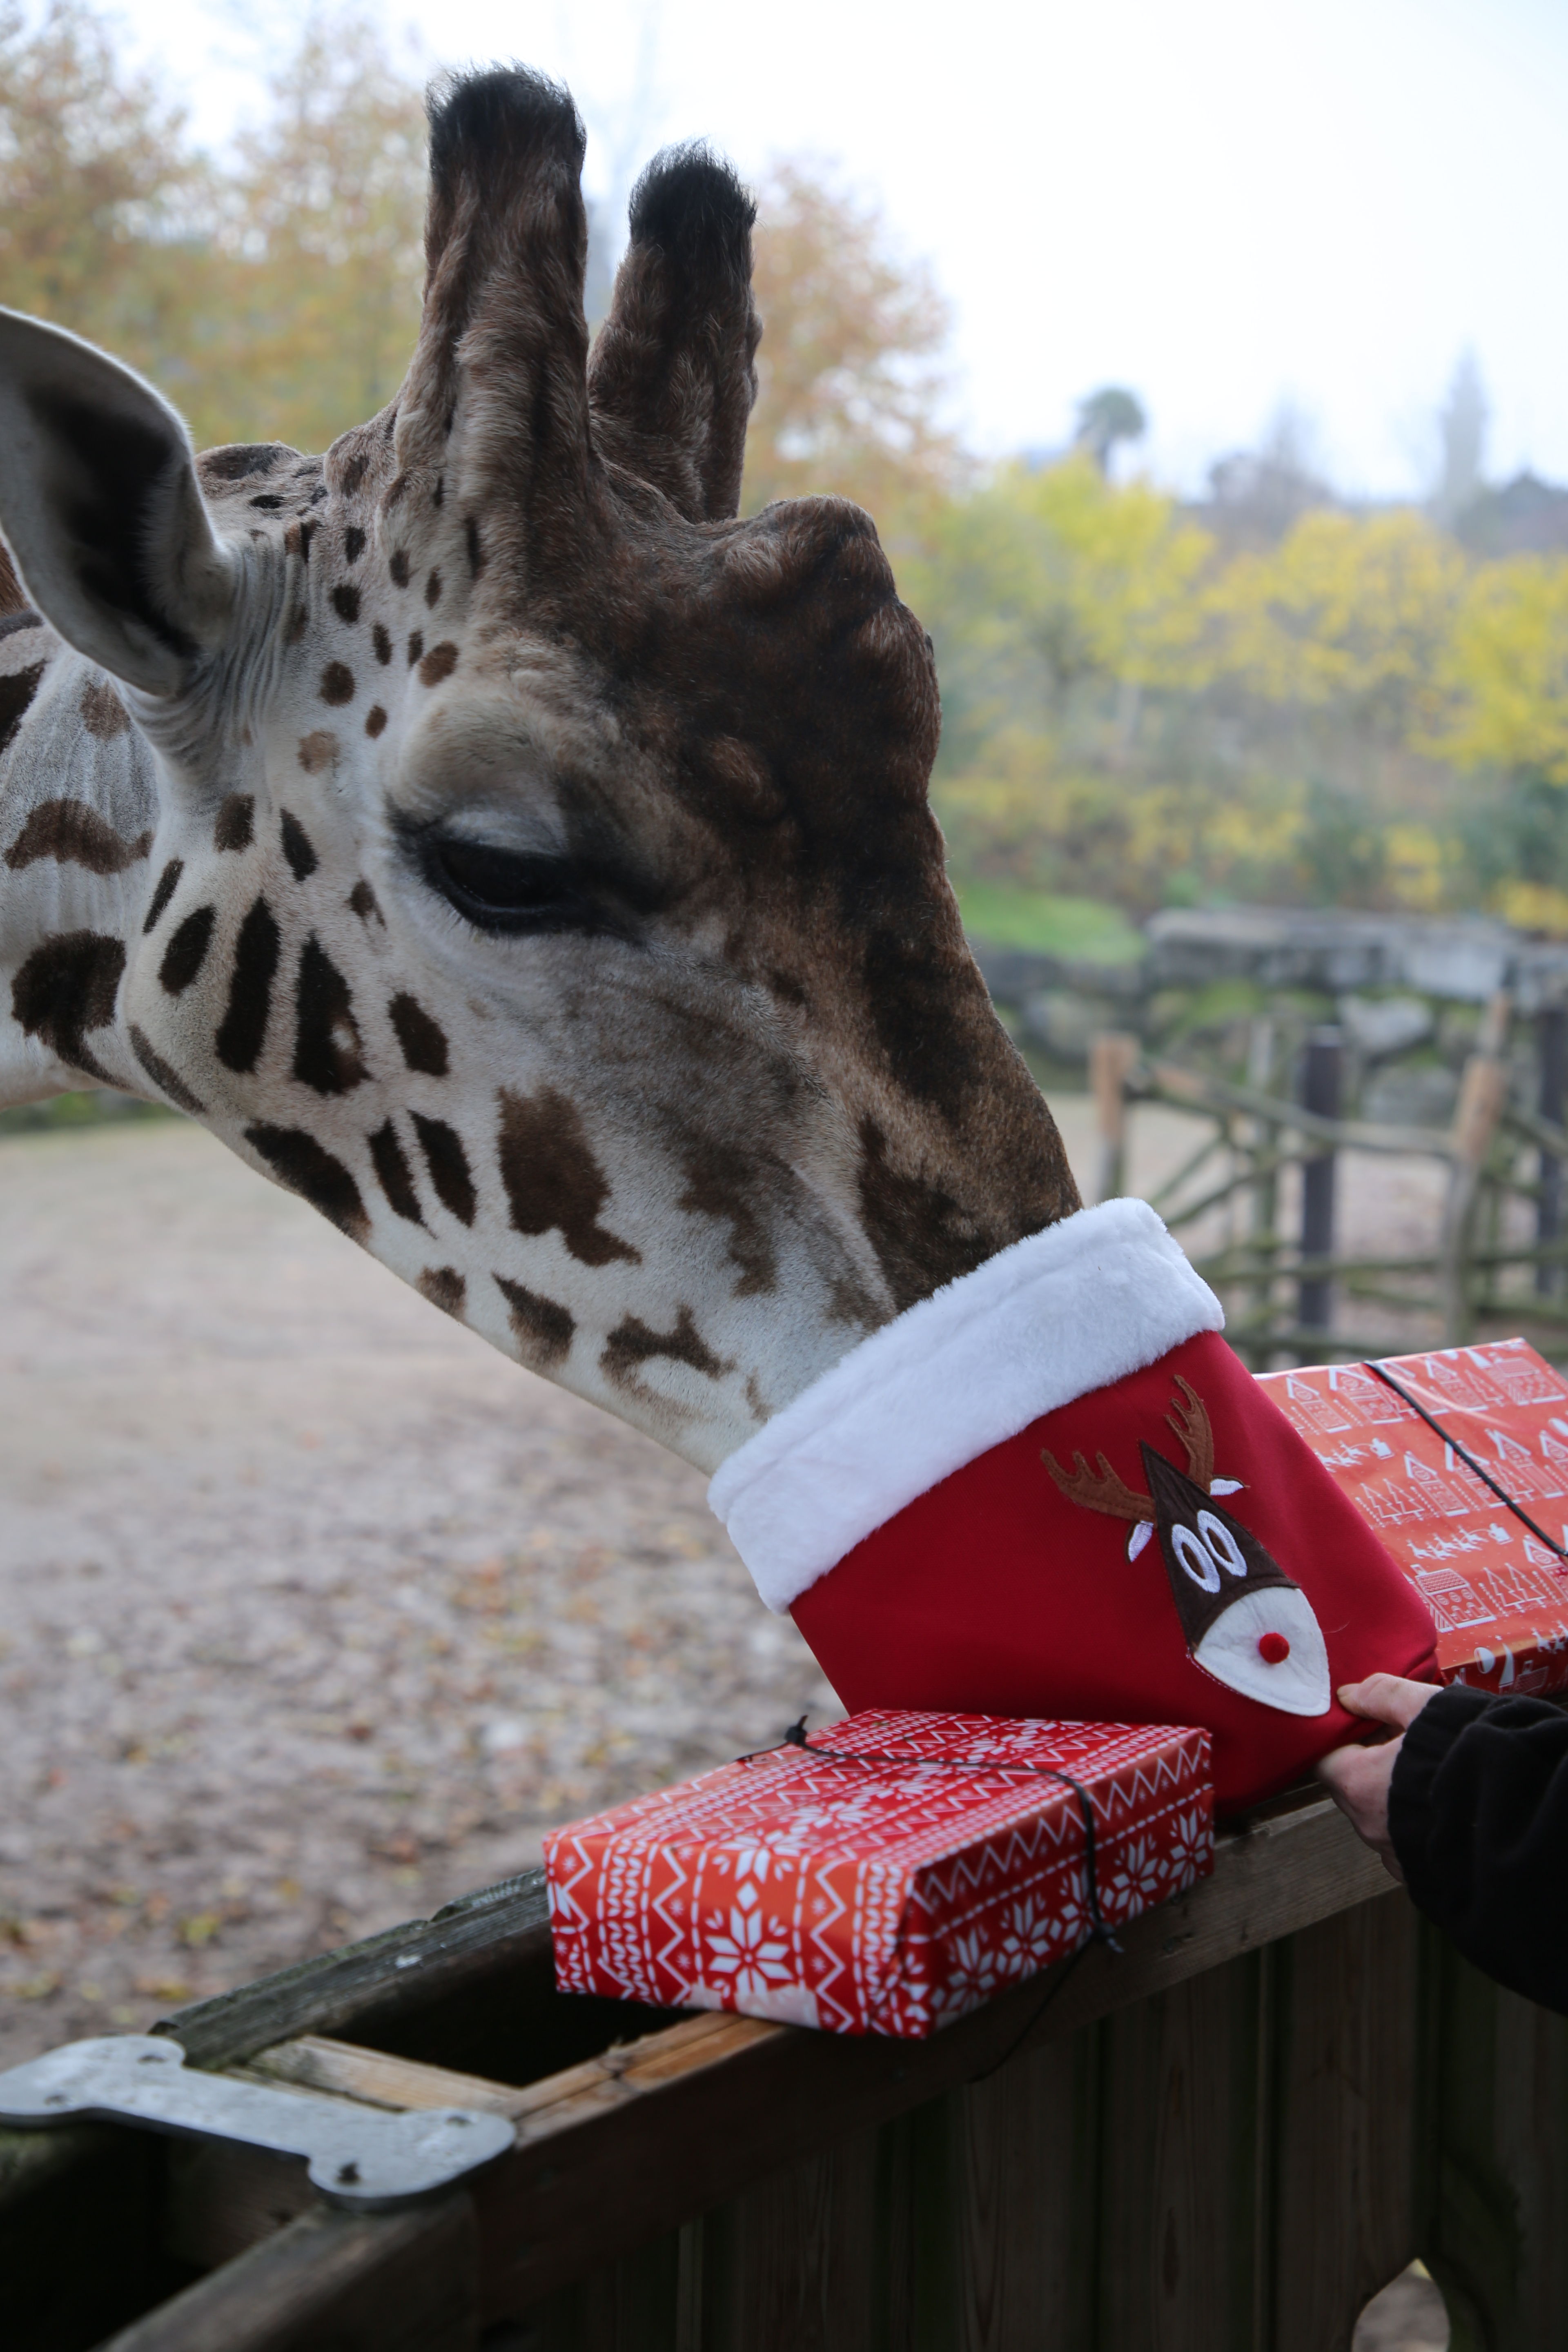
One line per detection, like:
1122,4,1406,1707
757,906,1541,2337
1538,1002,1565,1297
1297,1028,1341,1350
1439,1051,1510,1344
1246,1018,1279,1369
1089,1031,1140,1205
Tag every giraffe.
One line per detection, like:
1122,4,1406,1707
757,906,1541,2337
0,66,1079,1482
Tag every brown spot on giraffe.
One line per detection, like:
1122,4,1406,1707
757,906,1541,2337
214,794,254,851
319,662,354,706
601,1305,729,1389
142,858,183,933
11,931,125,1082
418,641,459,688
5,799,150,875
244,1124,369,1242
365,706,387,738
419,1266,467,1318
388,992,449,1075
424,568,441,607
216,896,281,1073
369,1120,424,1224
678,1140,777,1296
372,624,392,665
347,879,383,924
496,1085,640,1268
855,1116,1011,1314
412,1113,476,1225
390,550,410,587
343,526,366,564
331,584,360,624
79,677,130,737
159,905,215,995
293,936,369,1095
280,811,319,879
296,732,336,775
494,1274,573,1367
0,664,45,756
406,631,423,668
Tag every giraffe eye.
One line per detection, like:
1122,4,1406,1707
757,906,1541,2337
426,838,589,933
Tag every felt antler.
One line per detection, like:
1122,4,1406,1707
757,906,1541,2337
1165,1376,1214,1492
1041,1447,1154,1522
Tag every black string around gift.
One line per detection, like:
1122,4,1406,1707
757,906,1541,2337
737,1716,1123,2077
1366,1359,1568,1559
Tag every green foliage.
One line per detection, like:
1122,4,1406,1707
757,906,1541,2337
948,881,1144,963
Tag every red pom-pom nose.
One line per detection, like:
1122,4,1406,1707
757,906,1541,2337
1257,1631,1291,1665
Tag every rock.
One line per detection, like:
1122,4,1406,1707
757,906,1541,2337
1338,996,1433,1060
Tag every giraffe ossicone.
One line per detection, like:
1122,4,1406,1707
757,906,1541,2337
0,67,1078,1476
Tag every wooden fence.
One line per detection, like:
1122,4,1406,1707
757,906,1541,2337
973,907,1568,1370
1084,994,1568,1368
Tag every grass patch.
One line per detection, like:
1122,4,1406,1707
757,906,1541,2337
953,880,1145,965
0,1090,174,1139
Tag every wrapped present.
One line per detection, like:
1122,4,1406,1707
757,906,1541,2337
1258,1339,1568,1697
544,1711,1212,2038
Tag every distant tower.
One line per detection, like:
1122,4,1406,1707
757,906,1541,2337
1433,351,1488,531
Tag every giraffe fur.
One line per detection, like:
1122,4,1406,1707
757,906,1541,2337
0,66,1079,1475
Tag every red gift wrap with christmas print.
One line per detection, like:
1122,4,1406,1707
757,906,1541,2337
1260,1339,1568,1698
543,1711,1213,2038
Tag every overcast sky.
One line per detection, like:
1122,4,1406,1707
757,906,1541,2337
105,0,1568,498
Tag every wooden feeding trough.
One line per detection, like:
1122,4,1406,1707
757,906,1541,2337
4,1784,1565,2350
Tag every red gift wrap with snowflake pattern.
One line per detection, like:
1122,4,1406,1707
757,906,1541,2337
543,1711,1213,2038
1259,1338,1568,1699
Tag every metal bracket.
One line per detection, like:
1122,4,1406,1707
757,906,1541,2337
0,2035,514,2210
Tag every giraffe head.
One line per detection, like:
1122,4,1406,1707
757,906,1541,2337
0,69,1077,1470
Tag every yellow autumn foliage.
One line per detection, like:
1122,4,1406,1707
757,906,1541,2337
1215,510,1466,738
1436,557,1568,785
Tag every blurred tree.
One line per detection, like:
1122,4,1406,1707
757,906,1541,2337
1215,510,1466,742
918,453,1215,775
1437,556,1568,785
196,16,427,450
1074,385,1146,476
0,0,210,382
742,164,956,522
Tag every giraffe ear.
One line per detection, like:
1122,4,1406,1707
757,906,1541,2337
588,147,760,522
0,309,236,697
396,69,594,584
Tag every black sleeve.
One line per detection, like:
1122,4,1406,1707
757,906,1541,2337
1389,1684,1568,2015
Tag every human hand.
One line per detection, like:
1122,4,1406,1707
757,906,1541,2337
1314,1675,1442,1882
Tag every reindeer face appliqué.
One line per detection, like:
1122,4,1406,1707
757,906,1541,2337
1044,1377,1332,1718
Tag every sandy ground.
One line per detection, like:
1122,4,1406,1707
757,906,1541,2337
0,1115,848,2059
0,1098,1469,2343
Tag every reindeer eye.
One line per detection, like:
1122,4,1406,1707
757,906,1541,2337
1171,1523,1221,1593
1196,1510,1248,1579
425,838,591,934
